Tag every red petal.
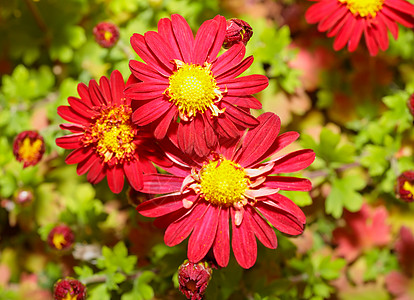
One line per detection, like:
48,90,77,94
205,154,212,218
132,99,171,126
380,12,399,39
224,95,262,109
110,70,125,106
188,204,220,262
236,112,281,168
165,201,208,246
124,160,144,191
348,18,364,52
137,193,185,217
67,97,95,119
129,60,165,82
213,208,230,267
382,6,414,29
140,174,183,194
59,123,84,133
77,83,92,106
256,201,304,235
215,114,240,140
247,206,277,249
211,43,246,76
55,134,83,149
193,116,210,157
266,193,306,224
144,31,175,71
158,17,183,60
305,0,339,24
270,149,315,173
216,56,254,82
57,106,90,125
88,79,106,106
153,105,177,139
107,166,125,193
333,14,356,51
193,19,218,65
231,207,257,269
65,147,93,164
207,15,227,61
125,82,168,101
77,152,99,175
318,5,348,32
87,159,105,184
386,0,414,15
99,76,112,105
171,14,194,63
264,176,312,192
364,22,379,56
222,102,259,128
224,74,268,96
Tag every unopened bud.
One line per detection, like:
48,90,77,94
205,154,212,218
53,277,86,300
14,189,34,206
178,260,212,300
223,18,253,49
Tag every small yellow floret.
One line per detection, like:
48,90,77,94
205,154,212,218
166,61,222,119
104,31,113,41
339,0,384,17
18,138,43,162
200,159,248,206
52,233,66,250
83,105,136,163
403,181,414,198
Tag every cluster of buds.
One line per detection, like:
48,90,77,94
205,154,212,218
13,130,45,168
93,22,120,48
396,171,414,202
178,260,213,300
47,224,75,251
223,18,253,49
53,277,86,300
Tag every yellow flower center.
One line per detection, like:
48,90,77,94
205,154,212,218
403,181,414,199
18,137,43,163
104,30,113,41
339,0,384,17
165,61,223,119
62,292,78,300
199,159,249,207
52,233,67,250
82,104,136,163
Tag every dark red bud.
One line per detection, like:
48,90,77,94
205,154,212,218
47,225,75,251
53,277,86,300
178,260,212,300
223,18,253,49
396,171,414,202
93,22,120,48
13,131,45,168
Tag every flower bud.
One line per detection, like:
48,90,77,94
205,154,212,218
13,130,45,168
14,189,34,206
93,22,120,48
47,225,75,251
408,93,414,117
223,18,253,49
53,277,86,300
396,171,414,202
178,260,212,300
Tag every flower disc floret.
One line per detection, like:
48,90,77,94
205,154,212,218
82,105,136,163
199,159,248,207
18,137,43,163
339,0,384,17
165,61,223,119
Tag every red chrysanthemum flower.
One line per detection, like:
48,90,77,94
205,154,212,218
47,224,75,251
125,14,268,157
136,113,315,269
93,21,120,48
56,70,167,193
13,130,45,168
53,277,86,300
305,0,414,56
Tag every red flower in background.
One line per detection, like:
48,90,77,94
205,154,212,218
93,22,120,48
333,203,391,261
385,227,414,300
47,225,75,251
53,277,86,300
223,18,253,49
136,113,315,269
13,130,45,168
125,14,268,157
56,70,167,193
305,0,414,56
396,171,414,202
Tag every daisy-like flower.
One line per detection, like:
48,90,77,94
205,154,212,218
56,70,167,193
53,277,86,300
136,113,315,269
47,224,75,251
125,14,268,157
305,0,414,56
13,130,45,168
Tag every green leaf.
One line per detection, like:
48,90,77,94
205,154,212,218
360,145,389,176
88,284,111,300
97,242,137,274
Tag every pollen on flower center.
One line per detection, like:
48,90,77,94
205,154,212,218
18,137,43,162
166,61,223,119
82,104,136,163
199,159,249,207
338,0,384,17
403,181,414,198
52,233,66,250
